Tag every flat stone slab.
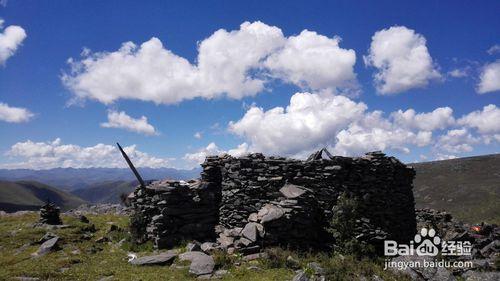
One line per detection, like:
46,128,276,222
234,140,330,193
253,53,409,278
129,251,177,266
280,184,307,199
179,251,215,276
32,236,59,257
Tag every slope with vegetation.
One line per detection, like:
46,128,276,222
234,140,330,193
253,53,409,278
412,153,500,224
0,180,86,212
71,181,137,204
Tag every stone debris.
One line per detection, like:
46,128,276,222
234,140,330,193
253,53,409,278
178,251,215,276
292,270,310,281
32,236,59,257
39,202,62,225
129,251,177,266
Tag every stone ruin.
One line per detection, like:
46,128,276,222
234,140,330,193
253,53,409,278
129,149,417,253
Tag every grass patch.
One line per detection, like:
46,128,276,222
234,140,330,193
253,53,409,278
0,213,408,280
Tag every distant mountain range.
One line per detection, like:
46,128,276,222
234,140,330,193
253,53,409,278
0,180,85,212
0,155,498,224
71,180,137,204
0,167,201,191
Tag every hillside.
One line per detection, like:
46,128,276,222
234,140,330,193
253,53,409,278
0,180,86,212
411,153,500,224
72,180,137,204
0,167,201,191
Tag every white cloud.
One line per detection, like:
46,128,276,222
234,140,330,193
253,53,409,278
487,44,500,55
62,21,359,105
194,132,202,139
229,92,367,156
434,128,479,153
0,102,34,123
364,26,441,94
458,104,500,134
435,154,458,161
0,1,7,8
183,142,250,168
3,138,170,169
228,91,449,158
100,110,158,136
332,111,432,156
264,30,357,93
0,19,27,64
477,60,500,94
390,107,455,131
227,142,250,157
183,142,224,166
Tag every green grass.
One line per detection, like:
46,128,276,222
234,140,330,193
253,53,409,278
0,213,409,281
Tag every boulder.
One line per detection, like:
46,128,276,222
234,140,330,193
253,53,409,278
179,251,215,276
241,222,259,242
32,236,59,257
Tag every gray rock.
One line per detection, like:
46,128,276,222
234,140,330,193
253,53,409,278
292,270,310,281
280,184,307,199
13,278,40,281
179,251,215,276
258,204,284,223
241,222,259,242
32,236,59,257
37,232,57,244
129,251,177,266
462,271,500,281
200,242,217,253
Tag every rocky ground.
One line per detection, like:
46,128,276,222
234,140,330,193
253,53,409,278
0,205,498,280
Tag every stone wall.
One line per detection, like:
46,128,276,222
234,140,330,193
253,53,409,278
130,150,416,249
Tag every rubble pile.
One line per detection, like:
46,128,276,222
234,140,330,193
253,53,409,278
39,202,62,225
416,208,499,263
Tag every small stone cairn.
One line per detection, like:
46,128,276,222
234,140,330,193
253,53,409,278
39,201,62,225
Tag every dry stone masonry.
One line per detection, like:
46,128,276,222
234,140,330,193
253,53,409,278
130,149,417,251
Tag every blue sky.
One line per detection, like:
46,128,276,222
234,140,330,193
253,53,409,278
0,0,499,169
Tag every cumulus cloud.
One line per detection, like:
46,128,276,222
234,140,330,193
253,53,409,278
228,91,447,158
364,26,441,94
477,60,500,94
183,142,224,166
62,21,358,105
332,111,432,156
434,128,479,153
100,110,158,136
3,138,170,169
229,92,367,156
390,107,455,131
0,19,27,65
0,102,34,123
182,142,250,168
458,104,500,134
194,132,202,139
264,30,357,93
